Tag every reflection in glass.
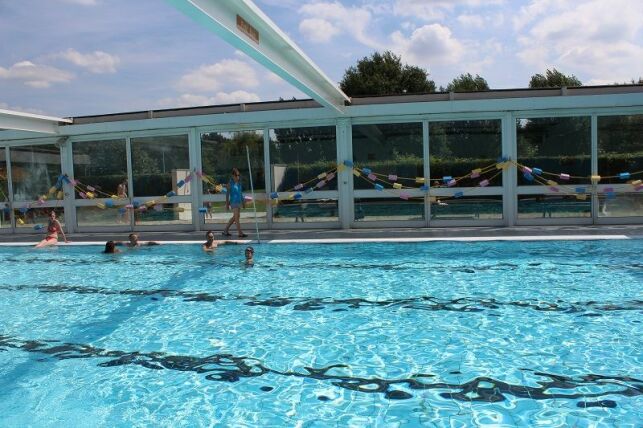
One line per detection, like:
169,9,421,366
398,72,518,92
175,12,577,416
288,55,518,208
598,115,643,184
352,123,423,190
0,205,9,229
201,131,265,194
430,120,502,186
269,126,338,223
273,199,338,223
431,196,503,220
72,139,127,199
517,117,590,185
354,198,424,222
10,144,61,202
14,207,65,228
131,135,190,197
517,194,591,219
598,193,643,218
134,203,192,225
0,148,8,203
203,200,267,225
76,206,127,227
269,127,337,191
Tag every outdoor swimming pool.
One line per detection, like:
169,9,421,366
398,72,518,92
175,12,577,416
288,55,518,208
0,239,641,426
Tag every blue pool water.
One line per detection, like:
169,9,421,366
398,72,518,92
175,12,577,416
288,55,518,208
0,239,641,427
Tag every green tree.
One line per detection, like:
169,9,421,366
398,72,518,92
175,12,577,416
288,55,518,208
443,73,490,92
340,51,436,96
529,68,582,88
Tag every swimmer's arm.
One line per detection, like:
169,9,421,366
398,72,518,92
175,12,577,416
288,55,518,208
145,241,160,246
56,220,68,243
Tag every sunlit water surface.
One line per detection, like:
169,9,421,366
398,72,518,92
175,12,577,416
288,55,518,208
0,240,641,427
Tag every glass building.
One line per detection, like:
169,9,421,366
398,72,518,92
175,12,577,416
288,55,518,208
1,86,642,234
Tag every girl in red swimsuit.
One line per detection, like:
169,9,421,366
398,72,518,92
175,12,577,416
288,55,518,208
35,210,68,248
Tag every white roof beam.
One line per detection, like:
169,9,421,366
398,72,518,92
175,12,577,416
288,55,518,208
165,0,350,114
0,109,72,134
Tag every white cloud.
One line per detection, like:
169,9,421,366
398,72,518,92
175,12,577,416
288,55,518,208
157,91,261,108
177,59,259,92
512,0,563,31
516,0,643,83
299,18,340,43
0,61,74,88
266,72,285,85
212,90,261,105
0,101,47,115
394,0,504,22
391,24,464,68
298,2,381,48
457,14,485,29
57,48,120,73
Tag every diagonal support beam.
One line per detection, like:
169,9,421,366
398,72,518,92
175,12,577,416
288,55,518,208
165,0,350,113
0,109,72,134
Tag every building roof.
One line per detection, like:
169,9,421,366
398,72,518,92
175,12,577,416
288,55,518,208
69,84,643,125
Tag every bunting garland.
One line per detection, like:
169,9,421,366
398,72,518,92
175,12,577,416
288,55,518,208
5,158,643,227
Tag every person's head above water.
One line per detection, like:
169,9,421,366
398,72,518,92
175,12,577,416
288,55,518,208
104,240,118,254
128,233,139,246
205,230,215,242
245,246,254,258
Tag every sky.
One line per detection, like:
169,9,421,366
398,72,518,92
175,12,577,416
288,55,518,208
1,0,642,117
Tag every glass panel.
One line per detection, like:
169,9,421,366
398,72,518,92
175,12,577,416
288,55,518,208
269,127,337,191
72,139,127,199
517,194,591,219
10,144,62,202
354,197,424,222
352,123,423,190
134,203,192,226
131,135,190,197
517,117,590,186
76,206,129,227
430,120,502,186
598,193,643,218
203,200,267,225
598,114,643,185
0,204,9,229
201,130,265,194
431,196,503,220
15,207,66,229
273,199,338,223
269,126,337,223
0,148,8,204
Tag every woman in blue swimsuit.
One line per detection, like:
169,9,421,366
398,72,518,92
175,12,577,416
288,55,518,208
223,167,247,237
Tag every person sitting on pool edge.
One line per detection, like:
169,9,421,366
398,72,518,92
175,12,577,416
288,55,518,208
103,240,120,254
203,230,232,252
125,233,160,248
244,246,254,266
35,210,69,248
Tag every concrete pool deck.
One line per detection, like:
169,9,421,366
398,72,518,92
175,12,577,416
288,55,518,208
1,224,643,245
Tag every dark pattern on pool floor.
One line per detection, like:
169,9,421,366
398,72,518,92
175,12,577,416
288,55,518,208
0,284,641,315
0,333,641,404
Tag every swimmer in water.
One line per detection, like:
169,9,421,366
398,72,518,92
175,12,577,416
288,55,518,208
103,240,120,254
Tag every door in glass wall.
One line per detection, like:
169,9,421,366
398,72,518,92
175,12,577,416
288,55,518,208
131,135,192,226
516,117,591,220
597,114,643,218
10,144,65,229
429,120,502,221
72,139,129,228
269,126,338,223
201,130,265,225
352,122,424,222
0,148,10,230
